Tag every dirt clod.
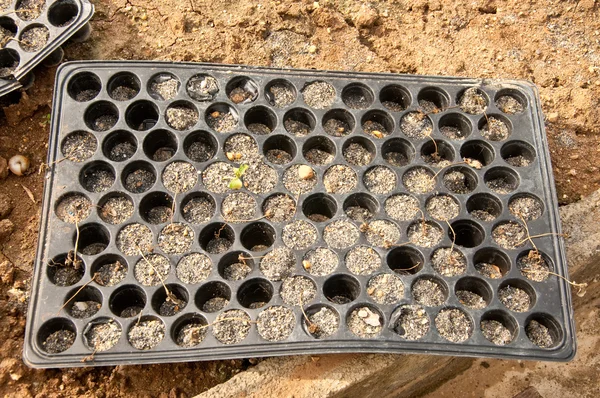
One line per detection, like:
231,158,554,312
324,164,357,194
481,320,513,345
212,310,251,344
282,220,318,250
393,305,430,340
367,273,404,304
302,81,335,109
435,308,472,343
259,247,295,281
345,246,381,275
412,279,446,307
128,319,165,350
348,307,382,338
323,219,359,249
432,247,467,277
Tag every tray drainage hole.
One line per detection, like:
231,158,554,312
226,76,259,104
361,110,394,139
421,139,455,167
200,223,234,254
237,278,273,309
379,84,411,112
460,140,494,167
181,192,216,224
439,113,472,140
484,167,519,194
219,251,254,281
265,79,297,108
0,48,19,78
127,315,165,350
283,107,316,136
525,313,563,349
79,161,115,193
342,83,374,109
455,277,492,309
474,248,511,279
47,253,84,286
435,307,474,343
442,166,478,194
206,103,239,133
55,192,92,224
184,130,217,162
347,305,384,338
509,193,544,221
126,100,159,131
392,304,430,341
152,284,189,316
245,105,277,135
387,246,424,275
417,87,450,112
98,192,134,225
411,277,448,307
303,136,335,166
495,89,527,114
64,285,102,319
449,220,485,248
323,274,360,305
108,72,141,101
76,223,110,255
303,304,340,339
15,0,45,21
139,192,173,224
19,24,49,52
264,134,296,165
479,114,511,141
303,193,337,222
458,87,489,114
480,310,518,346
186,74,219,101
166,101,199,131
467,193,502,222
498,279,536,312
48,0,79,26
343,192,378,223
109,285,146,318
382,137,414,166
143,129,177,161
122,161,156,193
91,254,128,287
148,72,180,101
173,314,208,348
37,318,76,354
501,140,536,167
84,101,119,132
103,130,137,162
323,109,355,137
241,222,276,252
517,249,554,282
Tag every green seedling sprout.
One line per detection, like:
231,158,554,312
228,163,249,190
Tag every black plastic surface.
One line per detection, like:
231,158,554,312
0,0,93,97
23,61,575,368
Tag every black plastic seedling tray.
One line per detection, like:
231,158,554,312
0,0,93,97
24,61,575,368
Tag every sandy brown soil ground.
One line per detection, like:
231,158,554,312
0,0,598,396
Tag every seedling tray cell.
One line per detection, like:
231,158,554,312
0,0,93,97
24,61,575,368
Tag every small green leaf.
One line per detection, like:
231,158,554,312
228,178,243,190
234,163,249,178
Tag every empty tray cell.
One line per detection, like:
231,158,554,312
26,63,573,368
